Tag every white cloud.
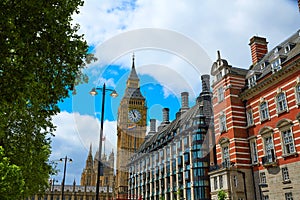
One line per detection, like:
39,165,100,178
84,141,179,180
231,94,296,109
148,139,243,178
50,111,117,184
74,0,300,99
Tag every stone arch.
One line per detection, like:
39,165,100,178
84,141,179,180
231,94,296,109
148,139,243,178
258,126,273,136
276,118,293,129
218,137,229,145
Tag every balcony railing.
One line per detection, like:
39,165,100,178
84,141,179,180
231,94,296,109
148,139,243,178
262,150,277,167
209,161,234,172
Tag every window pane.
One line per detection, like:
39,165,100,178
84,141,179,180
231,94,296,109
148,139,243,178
282,129,295,154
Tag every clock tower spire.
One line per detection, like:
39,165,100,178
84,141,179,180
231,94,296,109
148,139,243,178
116,54,147,199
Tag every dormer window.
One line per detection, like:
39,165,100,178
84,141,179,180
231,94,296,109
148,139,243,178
248,75,256,88
284,43,295,54
260,61,269,70
274,46,281,54
284,45,291,54
271,58,281,72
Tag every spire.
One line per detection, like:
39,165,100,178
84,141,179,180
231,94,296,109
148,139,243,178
132,52,135,69
89,143,92,156
128,53,139,82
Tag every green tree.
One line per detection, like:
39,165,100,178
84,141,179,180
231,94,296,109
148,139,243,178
0,146,25,200
217,189,227,200
0,0,88,198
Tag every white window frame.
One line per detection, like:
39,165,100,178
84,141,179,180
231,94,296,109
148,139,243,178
222,145,230,166
216,71,222,81
217,86,224,102
285,192,293,200
219,175,223,189
233,175,238,187
246,109,254,126
264,135,275,163
250,140,258,164
219,112,227,133
213,176,218,190
259,101,269,122
284,45,291,54
281,128,296,155
260,172,266,184
271,58,281,72
276,92,288,114
282,167,290,182
248,75,256,88
295,83,300,105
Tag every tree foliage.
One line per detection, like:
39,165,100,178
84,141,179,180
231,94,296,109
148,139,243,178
0,147,25,200
0,0,88,197
217,189,227,200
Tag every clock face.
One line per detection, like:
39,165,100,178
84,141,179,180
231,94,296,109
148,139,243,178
128,109,142,123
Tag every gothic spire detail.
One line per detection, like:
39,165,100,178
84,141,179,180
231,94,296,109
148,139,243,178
128,53,139,81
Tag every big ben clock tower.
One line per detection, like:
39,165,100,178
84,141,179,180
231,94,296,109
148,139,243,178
116,55,147,199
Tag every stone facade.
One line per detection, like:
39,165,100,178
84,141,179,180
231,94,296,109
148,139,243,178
127,75,214,200
80,145,115,189
26,185,113,200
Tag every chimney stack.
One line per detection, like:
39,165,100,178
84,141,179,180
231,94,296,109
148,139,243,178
180,92,189,113
249,36,268,65
149,119,156,133
162,108,170,123
201,75,210,93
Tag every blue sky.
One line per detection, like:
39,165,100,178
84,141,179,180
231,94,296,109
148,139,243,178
50,0,300,185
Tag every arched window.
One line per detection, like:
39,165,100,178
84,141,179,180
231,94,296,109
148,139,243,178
276,119,296,157
259,101,269,121
259,127,275,166
219,137,230,167
275,92,288,113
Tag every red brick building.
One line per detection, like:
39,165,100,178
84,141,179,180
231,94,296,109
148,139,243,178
209,29,300,200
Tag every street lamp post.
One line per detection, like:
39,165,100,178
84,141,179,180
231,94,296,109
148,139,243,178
51,178,58,200
89,83,118,200
60,156,72,200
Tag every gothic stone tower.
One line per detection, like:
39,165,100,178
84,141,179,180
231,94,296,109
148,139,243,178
116,55,147,199
81,144,115,188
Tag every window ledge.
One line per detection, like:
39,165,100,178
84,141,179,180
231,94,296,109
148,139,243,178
282,152,298,159
282,180,291,184
251,162,260,167
247,124,255,128
260,118,270,123
276,109,288,116
220,129,228,134
262,161,278,168
259,183,268,188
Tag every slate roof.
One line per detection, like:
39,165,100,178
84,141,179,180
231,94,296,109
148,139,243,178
246,29,300,83
134,100,206,156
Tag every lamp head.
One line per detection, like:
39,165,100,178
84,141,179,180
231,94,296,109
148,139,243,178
89,88,98,96
110,90,118,98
